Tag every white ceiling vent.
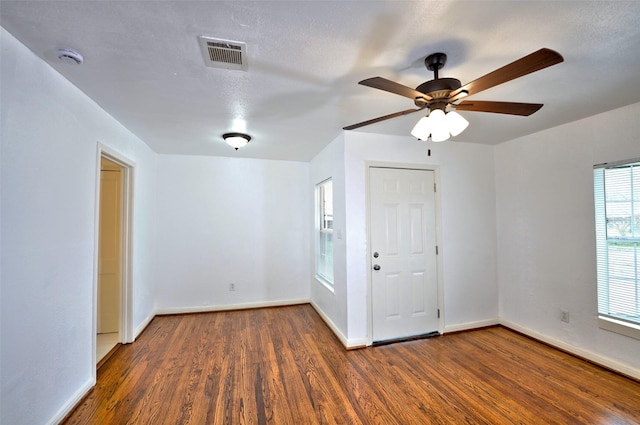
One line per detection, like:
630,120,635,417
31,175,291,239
198,36,247,71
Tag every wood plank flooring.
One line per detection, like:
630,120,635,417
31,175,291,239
64,304,640,424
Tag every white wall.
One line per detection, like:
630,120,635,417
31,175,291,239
495,101,640,374
153,154,310,312
342,132,499,342
309,133,349,343
0,27,157,425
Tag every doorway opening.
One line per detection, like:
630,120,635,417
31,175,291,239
94,147,134,370
97,157,122,364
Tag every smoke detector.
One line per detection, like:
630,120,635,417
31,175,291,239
57,48,84,65
198,36,247,71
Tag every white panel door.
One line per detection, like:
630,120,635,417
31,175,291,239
370,167,438,342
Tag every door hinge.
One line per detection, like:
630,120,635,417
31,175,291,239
435,245,439,255
434,183,437,192
437,309,440,318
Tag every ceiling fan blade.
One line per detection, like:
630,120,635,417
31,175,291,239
343,107,426,130
359,77,431,101
449,48,564,98
454,100,543,116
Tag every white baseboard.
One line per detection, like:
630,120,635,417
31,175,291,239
500,319,640,380
134,311,156,341
346,337,368,349
310,301,367,349
155,298,310,316
444,318,500,333
47,378,94,425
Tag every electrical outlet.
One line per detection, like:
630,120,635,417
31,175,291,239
560,309,570,323
229,283,235,292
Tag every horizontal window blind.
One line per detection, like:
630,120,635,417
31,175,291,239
316,179,334,285
594,161,640,326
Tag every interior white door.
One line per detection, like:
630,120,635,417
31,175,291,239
370,167,439,342
98,158,121,334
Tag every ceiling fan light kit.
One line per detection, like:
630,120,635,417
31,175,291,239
429,109,449,142
411,116,432,140
411,109,469,142
445,110,470,137
345,48,564,145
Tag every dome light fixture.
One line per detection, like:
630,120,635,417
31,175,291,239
222,132,251,150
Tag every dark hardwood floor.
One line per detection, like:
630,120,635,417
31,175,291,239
64,304,640,424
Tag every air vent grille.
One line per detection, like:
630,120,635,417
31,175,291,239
206,41,242,65
198,36,247,71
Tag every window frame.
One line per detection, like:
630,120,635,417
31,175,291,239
315,178,334,288
594,158,640,340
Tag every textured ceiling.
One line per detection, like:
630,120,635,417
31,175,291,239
2,1,640,161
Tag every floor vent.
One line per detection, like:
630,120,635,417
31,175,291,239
198,36,247,71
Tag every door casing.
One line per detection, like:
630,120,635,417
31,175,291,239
366,162,444,345
93,144,135,378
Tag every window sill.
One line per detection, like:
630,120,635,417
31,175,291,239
315,276,335,294
599,316,640,341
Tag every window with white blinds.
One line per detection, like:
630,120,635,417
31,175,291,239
316,179,334,286
594,159,640,338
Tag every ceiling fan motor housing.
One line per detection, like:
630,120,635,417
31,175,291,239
414,78,462,107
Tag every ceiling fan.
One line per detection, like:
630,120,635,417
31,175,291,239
343,48,564,141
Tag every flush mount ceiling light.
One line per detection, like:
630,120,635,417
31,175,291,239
222,132,251,150
411,107,469,142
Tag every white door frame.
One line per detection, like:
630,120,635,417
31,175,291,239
92,143,135,377
365,161,445,346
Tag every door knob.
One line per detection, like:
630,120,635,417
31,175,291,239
373,264,381,271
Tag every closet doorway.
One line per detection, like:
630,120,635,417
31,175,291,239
95,148,134,370
97,156,123,363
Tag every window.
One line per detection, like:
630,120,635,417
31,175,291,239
594,160,640,339
316,179,333,285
